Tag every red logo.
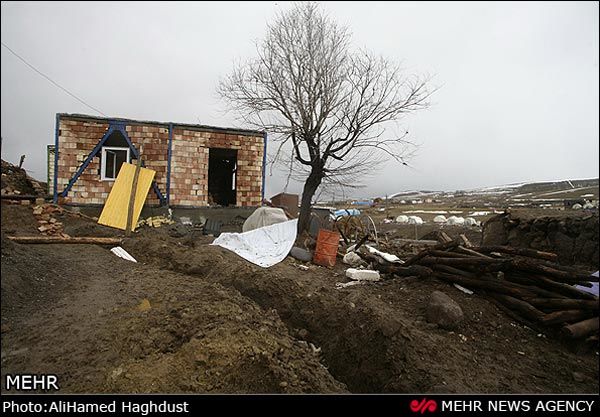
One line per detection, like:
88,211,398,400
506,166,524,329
410,398,438,414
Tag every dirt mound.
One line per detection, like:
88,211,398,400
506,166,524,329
124,234,599,393
1,159,46,196
483,211,599,268
1,227,346,393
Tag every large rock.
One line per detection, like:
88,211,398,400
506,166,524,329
426,291,464,330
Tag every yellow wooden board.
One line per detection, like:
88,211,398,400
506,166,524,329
98,163,156,231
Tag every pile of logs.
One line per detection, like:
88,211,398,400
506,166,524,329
356,233,599,341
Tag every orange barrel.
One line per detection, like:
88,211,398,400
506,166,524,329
313,229,341,267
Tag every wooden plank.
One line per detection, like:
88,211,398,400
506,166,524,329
98,163,155,231
7,236,122,245
126,150,143,236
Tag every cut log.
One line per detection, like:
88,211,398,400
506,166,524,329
126,149,143,235
508,273,597,300
527,298,599,312
542,310,594,326
7,236,122,245
432,264,478,278
433,272,538,299
358,252,433,278
483,294,546,333
562,317,600,339
477,246,558,262
510,259,594,284
438,231,454,243
419,256,508,267
458,234,474,248
428,250,476,259
488,293,546,322
454,245,493,259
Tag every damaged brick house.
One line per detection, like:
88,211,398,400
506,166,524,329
49,114,266,207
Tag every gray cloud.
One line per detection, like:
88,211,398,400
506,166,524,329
1,1,598,199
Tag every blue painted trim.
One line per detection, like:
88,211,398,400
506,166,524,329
60,125,116,197
113,123,166,206
261,132,267,201
166,123,173,206
59,120,167,206
53,114,60,203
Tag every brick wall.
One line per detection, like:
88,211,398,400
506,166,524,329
55,115,264,207
170,128,264,207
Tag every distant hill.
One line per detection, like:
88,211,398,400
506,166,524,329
382,178,599,204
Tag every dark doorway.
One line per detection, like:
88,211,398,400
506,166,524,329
208,148,237,206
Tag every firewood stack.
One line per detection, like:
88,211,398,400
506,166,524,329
356,233,599,341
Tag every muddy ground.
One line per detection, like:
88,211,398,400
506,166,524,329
1,203,598,393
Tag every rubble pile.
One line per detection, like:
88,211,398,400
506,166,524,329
1,159,46,197
136,215,175,229
32,204,68,237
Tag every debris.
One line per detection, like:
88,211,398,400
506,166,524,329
137,215,175,229
203,218,223,236
110,246,138,262
345,268,380,281
426,291,464,330
179,216,193,226
335,281,366,289
296,264,309,271
137,298,151,312
365,245,403,264
342,251,363,266
290,247,312,262
453,283,474,295
309,343,321,354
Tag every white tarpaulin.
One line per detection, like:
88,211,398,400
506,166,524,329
211,219,298,268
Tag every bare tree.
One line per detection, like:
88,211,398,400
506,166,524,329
219,3,433,233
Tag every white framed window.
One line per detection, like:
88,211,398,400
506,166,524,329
100,146,130,181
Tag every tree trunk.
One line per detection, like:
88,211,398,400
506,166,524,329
297,170,323,234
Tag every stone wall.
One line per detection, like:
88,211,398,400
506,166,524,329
482,211,599,268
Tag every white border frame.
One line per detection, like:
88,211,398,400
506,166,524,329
100,146,130,181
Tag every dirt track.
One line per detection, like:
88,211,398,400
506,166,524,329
1,204,598,393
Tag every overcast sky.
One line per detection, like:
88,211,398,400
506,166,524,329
1,1,598,199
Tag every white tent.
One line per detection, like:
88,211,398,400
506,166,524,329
464,217,478,227
242,207,289,232
395,215,409,223
408,215,424,225
433,215,447,223
447,216,465,226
